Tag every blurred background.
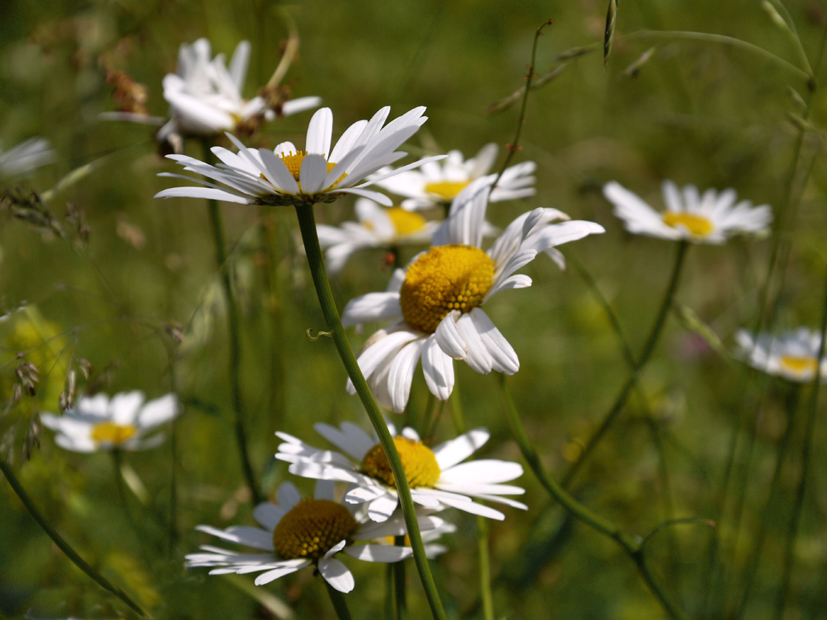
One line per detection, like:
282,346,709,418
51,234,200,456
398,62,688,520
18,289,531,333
1,0,827,618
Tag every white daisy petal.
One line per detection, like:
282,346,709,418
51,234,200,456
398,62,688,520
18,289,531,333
319,557,355,593
435,311,468,360
470,308,519,374
368,494,400,522
277,482,302,509
455,313,494,374
432,428,490,469
421,334,456,401
253,560,309,585
344,544,412,563
306,107,333,155
298,154,329,194
388,339,427,413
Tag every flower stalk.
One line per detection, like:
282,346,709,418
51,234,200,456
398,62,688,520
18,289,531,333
326,580,353,620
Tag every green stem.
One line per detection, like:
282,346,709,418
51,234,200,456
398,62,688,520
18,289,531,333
0,458,149,618
477,516,494,620
563,241,689,486
325,581,353,620
498,374,689,620
393,535,408,620
294,205,447,620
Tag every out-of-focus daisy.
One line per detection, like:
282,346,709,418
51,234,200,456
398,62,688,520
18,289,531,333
602,180,772,243
317,198,439,274
0,138,55,179
155,106,444,208
734,328,827,383
340,177,604,412
375,143,536,211
277,422,527,522
185,480,443,593
40,391,179,452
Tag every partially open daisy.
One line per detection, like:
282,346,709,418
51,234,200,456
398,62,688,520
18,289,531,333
0,138,55,180
375,143,536,211
340,177,604,412
734,328,827,383
40,391,179,452
277,422,527,523
603,180,772,243
185,480,443,593
316,198,440,274
155,106,443,208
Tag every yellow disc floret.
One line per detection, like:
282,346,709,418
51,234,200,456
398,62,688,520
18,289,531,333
424,180,471,202
662,212,714,237
273,151,345,190
272,499,358,560
400,245,495,334
361,436,441,488
779,355,818,377
91,422,137,445
386,208,428,236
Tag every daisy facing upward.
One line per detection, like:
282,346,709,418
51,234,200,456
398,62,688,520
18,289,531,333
341,176,605,413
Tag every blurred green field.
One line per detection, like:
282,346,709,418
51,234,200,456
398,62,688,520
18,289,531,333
2,0,827,619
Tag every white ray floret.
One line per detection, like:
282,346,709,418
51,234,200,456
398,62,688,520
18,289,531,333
155,106,444,208
40,391,179,452
0,138,55,179
734,328,827,383
602,180,772,243
374,143,536,211
185,480,445,593
339,176,604,412
277,422,527,523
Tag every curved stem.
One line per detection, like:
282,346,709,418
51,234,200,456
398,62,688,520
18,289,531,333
498,375,689,620
0,458,149,618
325,581,353,620
564,241,689,486
294,205,447,620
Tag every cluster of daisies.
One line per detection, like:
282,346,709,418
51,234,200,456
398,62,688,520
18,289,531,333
28,32,826,603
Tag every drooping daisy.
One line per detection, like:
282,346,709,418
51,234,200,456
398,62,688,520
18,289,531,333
185,480,443,593
602,180,772,243
340,176,605,412
375,143,536,211
734,328,827,383
155,106,444,208
0,138,55,179
40,391,179,452
276,422,527,522
316,198,440,274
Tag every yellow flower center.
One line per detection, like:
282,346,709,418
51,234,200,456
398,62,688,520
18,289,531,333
361,436,441,488
386,207,428,236
779,355,818,377
271,151,346,191
424,180,470,202
662,212,714,237
272,499,358,560
90,422,137,445
400,245,495,334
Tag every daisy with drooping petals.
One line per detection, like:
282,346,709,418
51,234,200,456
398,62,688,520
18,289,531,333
0,138,55,180
602,180,772,243
155,106,444,208
375,143,536,211
340,177,605,412
277,422,527,523
185,480,443,593
316,198,440,274
40,391,179,452
734,328,827,383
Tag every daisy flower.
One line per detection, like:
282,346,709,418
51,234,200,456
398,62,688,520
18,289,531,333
0,138,55,179
317,198,440,274
340,177,605,412
155,106,444,208
185,480,444,593
375,143,536,210
276,422,527,522
734,328,827,383
602,180,772,243
40,391,179,452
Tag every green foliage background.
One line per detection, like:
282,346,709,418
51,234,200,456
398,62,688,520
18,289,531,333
1,0,827,618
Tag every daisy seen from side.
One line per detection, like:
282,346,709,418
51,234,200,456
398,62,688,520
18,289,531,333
276,421,527,523
154,106,444,208
734,328,827,383
40,391,179,452
185,480,444,593
602,180,772,243
375,143,536,211
340,176,605,413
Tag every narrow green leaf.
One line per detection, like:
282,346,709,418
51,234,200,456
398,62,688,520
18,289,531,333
603,0,618,70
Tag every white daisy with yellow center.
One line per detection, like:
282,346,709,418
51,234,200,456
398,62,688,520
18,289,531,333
155,106,445,208
40,391,179,452
735,328,827,383
375,143,536,211
277,422,527,523
340,177,604,412
603,180,772,243
316,198,440,274
185,480,445,593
